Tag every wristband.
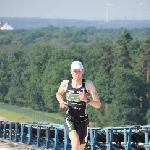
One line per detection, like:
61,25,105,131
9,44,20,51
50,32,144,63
86,97,91,103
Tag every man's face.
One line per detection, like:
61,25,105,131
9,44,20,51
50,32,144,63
71,69,84,81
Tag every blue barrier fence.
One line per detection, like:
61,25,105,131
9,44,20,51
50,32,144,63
0,121,150,150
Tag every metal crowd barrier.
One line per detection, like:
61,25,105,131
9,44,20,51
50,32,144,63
0,121,150,150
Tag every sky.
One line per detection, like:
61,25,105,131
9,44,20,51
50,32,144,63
0,0,150,21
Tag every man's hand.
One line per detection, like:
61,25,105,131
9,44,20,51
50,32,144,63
59,100,67,108
79,90,87,102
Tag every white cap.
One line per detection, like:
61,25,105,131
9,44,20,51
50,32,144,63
71,61,83,71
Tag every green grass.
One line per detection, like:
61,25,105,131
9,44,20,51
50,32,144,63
0,107,64,123
0,104,97,127
0,109,39,122
25,107,64,120
0,103,64,124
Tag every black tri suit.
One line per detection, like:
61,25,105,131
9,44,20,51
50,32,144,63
64,79,89,145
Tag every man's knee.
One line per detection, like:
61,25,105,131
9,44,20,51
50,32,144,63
69,132,80,144
79,144,86,150
69,132,80,150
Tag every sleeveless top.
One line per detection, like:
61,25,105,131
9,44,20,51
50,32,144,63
65,79,89,118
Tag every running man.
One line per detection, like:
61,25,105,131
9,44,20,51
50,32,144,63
56,61,101,150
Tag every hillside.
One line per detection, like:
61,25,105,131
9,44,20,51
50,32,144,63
0,17,150,29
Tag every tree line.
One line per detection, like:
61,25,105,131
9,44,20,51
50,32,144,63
0,26,150,127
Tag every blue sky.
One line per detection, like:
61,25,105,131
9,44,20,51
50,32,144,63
0,0,150,21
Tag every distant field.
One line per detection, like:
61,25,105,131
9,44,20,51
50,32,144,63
0,104,97,126
0,103,65,124
0,109,39,122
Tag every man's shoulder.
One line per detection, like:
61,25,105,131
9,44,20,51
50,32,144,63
85,79,93,84
85,79,96,91
85,79,94,87
61,80,69,87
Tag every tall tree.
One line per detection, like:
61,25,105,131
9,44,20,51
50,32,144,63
111,68,148,126
23,45,55,110
0,53,9,102
113,29,133,69
5,50,27,105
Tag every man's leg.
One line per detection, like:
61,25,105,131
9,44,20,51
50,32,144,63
64,115,80,150
77,120,89,150
69,132,80,150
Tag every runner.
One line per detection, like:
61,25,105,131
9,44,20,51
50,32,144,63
56,61,101,150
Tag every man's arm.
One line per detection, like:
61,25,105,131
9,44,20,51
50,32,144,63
86,80,101,108
56,80,68,108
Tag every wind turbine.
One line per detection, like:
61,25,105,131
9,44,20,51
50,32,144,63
104,0,115,22
138,0,147,20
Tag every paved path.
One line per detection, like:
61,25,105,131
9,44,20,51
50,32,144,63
0,116,9,121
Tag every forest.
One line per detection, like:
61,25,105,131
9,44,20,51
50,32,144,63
0,26,150,127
